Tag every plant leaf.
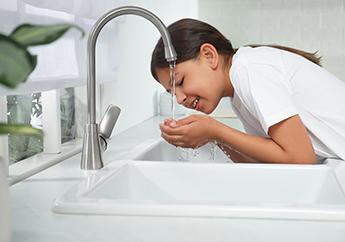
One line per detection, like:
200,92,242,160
10,23,85,47
0,34,37,88
0,123,42,136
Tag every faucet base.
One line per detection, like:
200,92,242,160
81,124,104,170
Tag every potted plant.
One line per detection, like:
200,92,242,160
0,23,84,242
0,23,84,135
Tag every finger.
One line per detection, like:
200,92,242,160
161,132,183,144
175,115,198,126
182,143,197,149
164,118,173,125
160,123,174,134
160,123,187,135
168,120,177,127
161,132,196,149
175,142,189,148
160,123,175,132
167,140,190,148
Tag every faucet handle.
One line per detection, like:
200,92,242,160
99,104,121,140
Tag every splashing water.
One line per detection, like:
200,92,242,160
209,141,217,160
176,142,218,162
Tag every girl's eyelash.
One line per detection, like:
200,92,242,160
166,78,183,93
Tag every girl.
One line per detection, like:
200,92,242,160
151,18,345,164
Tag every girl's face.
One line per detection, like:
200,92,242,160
155,44,231,114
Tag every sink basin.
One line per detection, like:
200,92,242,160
132,139,230,163
53,159,345,221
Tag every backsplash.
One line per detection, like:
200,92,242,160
199,0,345,81
99,0,198,134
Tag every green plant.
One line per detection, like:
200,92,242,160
0,23,84,136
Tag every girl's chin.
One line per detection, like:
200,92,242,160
203,106,214,115
188,102,215,114
205,104,218,115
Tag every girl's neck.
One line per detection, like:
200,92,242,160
223,56,234,97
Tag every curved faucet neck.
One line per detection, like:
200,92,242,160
86,6,177,124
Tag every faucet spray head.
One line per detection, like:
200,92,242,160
165,45,177,62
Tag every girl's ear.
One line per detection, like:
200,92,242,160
199,43,219,69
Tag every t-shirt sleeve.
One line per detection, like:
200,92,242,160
233,63,299,135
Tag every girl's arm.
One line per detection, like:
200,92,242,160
160,114,317,164
212,115,317,164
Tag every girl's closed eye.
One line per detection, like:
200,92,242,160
165,78,183,93
178,78,184,86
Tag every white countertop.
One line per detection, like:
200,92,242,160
12,116,345,242
10,116,250,242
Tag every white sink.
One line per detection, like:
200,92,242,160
53,159,345,221
133,139,230,163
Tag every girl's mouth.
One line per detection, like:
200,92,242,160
192,96,200,109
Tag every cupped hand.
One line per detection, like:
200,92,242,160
159,114,218,148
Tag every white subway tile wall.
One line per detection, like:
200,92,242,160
199,0,345,80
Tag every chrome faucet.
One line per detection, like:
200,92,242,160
81,6,177,170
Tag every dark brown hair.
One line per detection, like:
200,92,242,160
151,18,321,81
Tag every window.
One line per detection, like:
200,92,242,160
60,88,76,143
7,93,43,164
6,88,78,164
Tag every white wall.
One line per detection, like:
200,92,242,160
0,0,199,137
199,0,345,81
99,0,199,134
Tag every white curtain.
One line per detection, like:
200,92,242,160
0,0,127,95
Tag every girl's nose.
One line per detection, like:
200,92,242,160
175,88,187,105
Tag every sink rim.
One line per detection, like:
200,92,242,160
52,160,345,221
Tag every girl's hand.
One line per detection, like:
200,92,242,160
159,115,217,148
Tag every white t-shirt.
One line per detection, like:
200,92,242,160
229,46,345,161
